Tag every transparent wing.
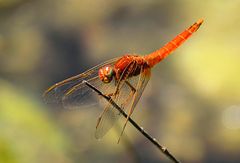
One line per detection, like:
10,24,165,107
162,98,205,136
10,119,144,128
95,63,151,139
95,76,137,139
43,57,119,109
62,76,117,110
130,67,151,111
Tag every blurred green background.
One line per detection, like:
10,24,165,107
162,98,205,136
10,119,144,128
0,0,240,163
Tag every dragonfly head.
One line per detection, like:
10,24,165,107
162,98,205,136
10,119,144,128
98,65,115,83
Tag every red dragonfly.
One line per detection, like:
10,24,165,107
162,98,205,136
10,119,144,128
44,19,203,141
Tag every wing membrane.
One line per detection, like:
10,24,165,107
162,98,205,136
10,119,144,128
43,57,119,109
95,77,136,139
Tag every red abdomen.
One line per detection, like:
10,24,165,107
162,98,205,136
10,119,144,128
144,19,203,67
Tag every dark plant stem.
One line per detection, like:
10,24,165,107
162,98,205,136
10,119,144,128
83,80,180,163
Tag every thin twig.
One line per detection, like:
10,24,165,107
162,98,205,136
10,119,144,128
83,80,180,163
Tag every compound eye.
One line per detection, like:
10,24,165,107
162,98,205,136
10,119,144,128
98,66,115,83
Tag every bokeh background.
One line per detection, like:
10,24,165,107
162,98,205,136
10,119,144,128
1,0,240,163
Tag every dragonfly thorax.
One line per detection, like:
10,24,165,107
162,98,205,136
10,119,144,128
98,65,115,83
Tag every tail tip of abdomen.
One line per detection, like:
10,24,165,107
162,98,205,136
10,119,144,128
197,19,204,25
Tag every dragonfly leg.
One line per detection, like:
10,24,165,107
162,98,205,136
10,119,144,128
105,92,116,97
104,80,121,97
109,77,131,97
105,84,121,97
125,80,136,92
106,80,136,98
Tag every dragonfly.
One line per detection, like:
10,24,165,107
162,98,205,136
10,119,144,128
43,19,203,142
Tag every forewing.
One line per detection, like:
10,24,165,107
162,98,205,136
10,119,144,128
43,57,119,109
